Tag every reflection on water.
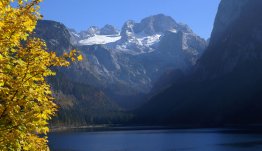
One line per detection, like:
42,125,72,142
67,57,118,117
48,128,262,151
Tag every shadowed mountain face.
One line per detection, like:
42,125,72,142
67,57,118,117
136,0,262,126
209,0,249,45
197,0,262,79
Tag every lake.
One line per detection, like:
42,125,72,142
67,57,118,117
49,128,262,151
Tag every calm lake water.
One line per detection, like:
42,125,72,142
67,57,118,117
49,128,262,151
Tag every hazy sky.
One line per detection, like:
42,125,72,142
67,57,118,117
40,0,220,39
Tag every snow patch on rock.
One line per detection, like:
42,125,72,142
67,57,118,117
79,34,121,45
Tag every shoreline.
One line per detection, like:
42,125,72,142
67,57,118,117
50,124,110,132
50,124,262,133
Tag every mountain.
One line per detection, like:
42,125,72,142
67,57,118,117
136,0,262,126
34,20,130,127
33,13,207,126
67,14,207,108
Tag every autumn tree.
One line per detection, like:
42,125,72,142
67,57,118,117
0,0,82,150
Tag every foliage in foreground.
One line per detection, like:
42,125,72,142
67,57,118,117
0,0,82,150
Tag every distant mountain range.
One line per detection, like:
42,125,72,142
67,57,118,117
65,14,207,108
34,14,206,126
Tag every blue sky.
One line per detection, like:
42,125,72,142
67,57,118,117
40,0,220,39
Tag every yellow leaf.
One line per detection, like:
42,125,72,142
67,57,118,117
77,54,83,61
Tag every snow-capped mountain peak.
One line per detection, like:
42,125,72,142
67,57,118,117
69,14,206,56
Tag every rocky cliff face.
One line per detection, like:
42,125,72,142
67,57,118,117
134,14,178,35
100,24,119,35
210,0,249,44
34,20,73,55
197,0,262,79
